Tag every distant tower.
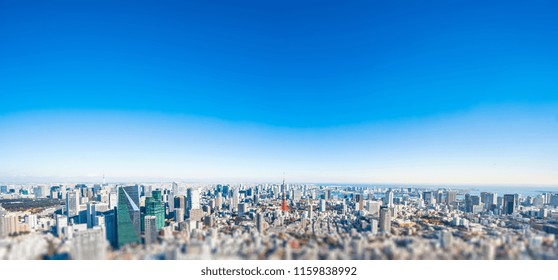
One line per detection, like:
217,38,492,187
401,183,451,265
281,192,289,212
280,174,289,212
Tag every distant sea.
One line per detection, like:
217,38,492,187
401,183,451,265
320,184,558,197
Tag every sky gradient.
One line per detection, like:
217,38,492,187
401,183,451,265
1,1,557,185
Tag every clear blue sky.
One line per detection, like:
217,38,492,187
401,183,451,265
1,1,557,185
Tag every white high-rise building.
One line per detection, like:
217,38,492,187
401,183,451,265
71,226,107,260
25,214,38,231
232,188,240,211
384,190,394,207
108,192,118,210
66,191,79,217
144,216,157,246
187,188,201,211
319,199,326,212
367,201,381,216
56,215,67,238
0,214,18,238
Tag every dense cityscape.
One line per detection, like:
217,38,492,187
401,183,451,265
1,180,557,260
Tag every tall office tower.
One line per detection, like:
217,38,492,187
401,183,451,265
175,208,184,223
104,210,117,248
471,195,481,205
480,192,490,204
222,185,230,198
86,203,97,228
367,201,381,216
384,190,394,207
167,189,175,213
145,190,165,230
215,192,222,210
34,186,48,198
238,203,247,217
189,209,204,221
503,194,518,215
256,212,265,234
144,216,158,246
204,215,215,227
55,214,67,238
319,199,326,212
354,194,364,211
174,195,186,214
116,186,141,247
446,190,456,205
308,200,313,220
464,194,473,213
533,195,545,208
369,218,378,235
436,190,443,205
108,191,118,210
0,185,7,194
341,201,347,215
66,191,79,218
187,188,201,211
232,188,240,211
25,214,37,231
0,214,18,238
71,226,107,260
379,206,391,234
544,192,552,204
423,191,434,205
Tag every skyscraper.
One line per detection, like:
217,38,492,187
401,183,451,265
319,199,326,212
55,214,67,238
71,226,107,260
145,190,165,230
86,203,97,228
423,191,434,205
175,208,184,223
66,191,79,218
308,200,313,220
144,216,157,246
446,191,456,205
117,186,141,247
379,206,391,234
354,194,364,211
503,194,518,215
104,210,118,248
384,190,394,207
174,195,186,214
187,188,201,211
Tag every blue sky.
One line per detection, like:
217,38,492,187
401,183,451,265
1,1,557,185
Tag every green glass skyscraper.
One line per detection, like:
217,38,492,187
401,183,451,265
145,189,165,230
117,186,141,247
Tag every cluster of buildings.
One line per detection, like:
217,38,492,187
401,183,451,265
1,182,558,260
